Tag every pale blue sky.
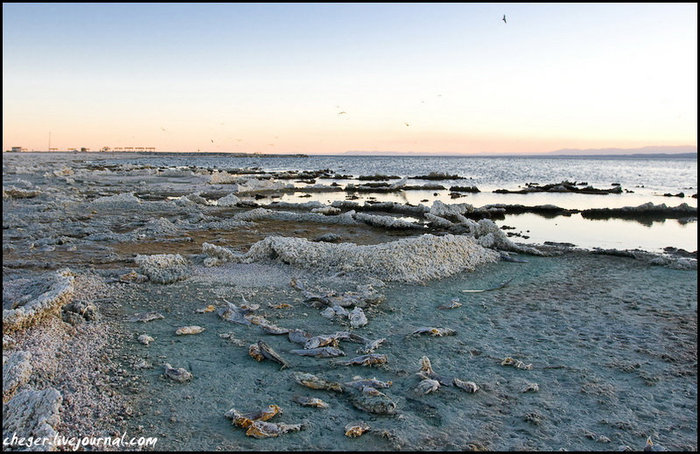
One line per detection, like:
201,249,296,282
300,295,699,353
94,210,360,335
3,3,697,153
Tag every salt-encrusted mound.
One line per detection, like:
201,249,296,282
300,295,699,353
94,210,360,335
89,192,142,209
474,219,544,256
2,387,63,450
430,200,474,217
581,202,697,218
205,234,499,282
217,193,240,207
3,186,41,199
3,351,33,402
209,170,239,185
353,212,425,230
135,254,189,284
2,270,75,334
424,213,454,228
234,207,359,225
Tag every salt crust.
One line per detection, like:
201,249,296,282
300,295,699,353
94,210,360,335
135,254,189,284
2,387,62,450
3,351,33,402
2,270,75,335
203,234,500,282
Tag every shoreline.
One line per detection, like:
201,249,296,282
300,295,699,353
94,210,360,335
2,151,697,451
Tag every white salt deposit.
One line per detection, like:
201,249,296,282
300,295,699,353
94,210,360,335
204,234,500,282
135,254,189,284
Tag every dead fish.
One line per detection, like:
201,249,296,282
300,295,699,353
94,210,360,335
245,314,271,326
305,332,350,349
521,382,539,393
163,363,192,382
292,372,344,392
462,277,514,293
348,390,397,414
245,420,305,438
288,329,313,345
359,385,386,397
349,307,368,328
345,422,371,438
195,304,216,313
269,302,293,309
220,332,246,346
225,404,282,428
347,333,371,344
292,395,329,408
357,338,386,354
501,356,533,370
417,356,453,386
437,298,462,310
258,340,291,369
344,377,393,390
259,323,290,335
249,343,265,361
175,325,205,335
137,334,154,345
217,302,252,325
290,347,346,358
411,327,456,337
415,378,440,394
320,305,349,320
453,378,479,393
338,354,388,367
127,312,164,323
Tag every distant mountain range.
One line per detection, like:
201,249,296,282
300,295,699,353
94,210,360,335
342,146,696,157
547,145,696,156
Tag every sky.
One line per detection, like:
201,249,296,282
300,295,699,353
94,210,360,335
2,3,697,154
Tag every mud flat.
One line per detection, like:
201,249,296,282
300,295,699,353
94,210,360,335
2,152,696,451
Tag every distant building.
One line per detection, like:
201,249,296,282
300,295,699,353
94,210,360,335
49,148,59,151
11,147,22,152
80,147,90,152
101,146,111,152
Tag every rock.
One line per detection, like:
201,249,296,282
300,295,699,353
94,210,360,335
63,300,99,321
3,351,33,402
61,310,84,326
163,363,192,382
137,334,154,345
345,422,371,437
313,233,342,243
348,307,368,328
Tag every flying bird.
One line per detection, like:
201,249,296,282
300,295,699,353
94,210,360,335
404,122,410,127
211,139,214,143
338,111,347,115
502,14,507,24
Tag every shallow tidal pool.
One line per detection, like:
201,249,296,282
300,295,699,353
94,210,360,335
115,252,696,451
